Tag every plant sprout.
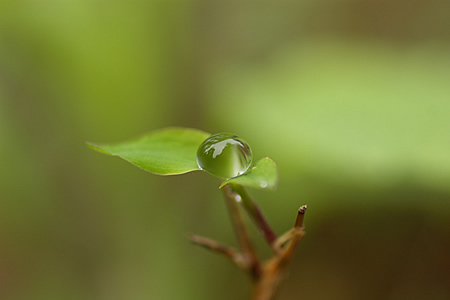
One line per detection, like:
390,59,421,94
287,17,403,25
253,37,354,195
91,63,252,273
88,127,307,300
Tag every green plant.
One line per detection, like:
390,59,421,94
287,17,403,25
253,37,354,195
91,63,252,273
88,127,307,300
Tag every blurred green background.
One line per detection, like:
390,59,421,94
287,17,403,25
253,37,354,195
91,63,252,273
1,1,450,299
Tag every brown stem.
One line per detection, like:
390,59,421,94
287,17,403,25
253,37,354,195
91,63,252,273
273,228,295,251
252,229,305,300
230,183,277,246
189,183,308,300
252,205,307,300
187,233,247,270
222,184,261,278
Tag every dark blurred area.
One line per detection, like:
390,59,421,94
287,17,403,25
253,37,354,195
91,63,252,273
1,1,449,299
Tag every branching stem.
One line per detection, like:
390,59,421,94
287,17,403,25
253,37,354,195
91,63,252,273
222,184,261,278
189,184,308,300
187,233,247,270
229,183,277,247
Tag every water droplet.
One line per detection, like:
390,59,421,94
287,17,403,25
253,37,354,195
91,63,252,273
235,195,242,202
259,181,268,189
196,133,253,179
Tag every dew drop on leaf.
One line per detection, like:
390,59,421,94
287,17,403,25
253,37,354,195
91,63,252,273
196,133,253,179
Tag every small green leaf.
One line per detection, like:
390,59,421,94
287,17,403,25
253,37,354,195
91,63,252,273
87,127,210,175
220,157,278,190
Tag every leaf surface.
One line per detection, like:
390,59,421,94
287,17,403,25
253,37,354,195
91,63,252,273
220,157,278,190
87,127,210,175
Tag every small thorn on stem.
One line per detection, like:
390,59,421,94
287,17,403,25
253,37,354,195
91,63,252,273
298,205,308,214
295,205,307,228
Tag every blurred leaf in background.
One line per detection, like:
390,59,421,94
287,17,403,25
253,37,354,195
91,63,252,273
0,1,214,300
209,38,450,199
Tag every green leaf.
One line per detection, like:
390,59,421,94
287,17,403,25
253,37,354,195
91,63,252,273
87,127,210,175
220,157,278,190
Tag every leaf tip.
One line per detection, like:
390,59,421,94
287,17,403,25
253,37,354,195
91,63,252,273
86,142,111,155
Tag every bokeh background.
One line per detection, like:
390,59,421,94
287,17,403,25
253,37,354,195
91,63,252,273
1,1,450,299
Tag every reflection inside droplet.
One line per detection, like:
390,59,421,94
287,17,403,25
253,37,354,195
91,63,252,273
196,133,253,179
